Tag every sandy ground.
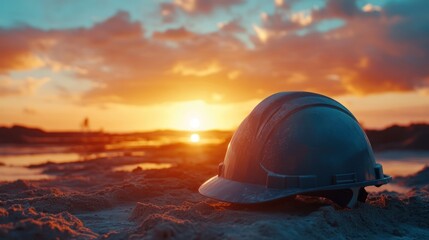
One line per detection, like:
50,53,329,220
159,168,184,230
1,142,429,239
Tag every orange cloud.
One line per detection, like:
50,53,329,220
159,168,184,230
217,20,245,33
0,0,428,106
172,0,243,14
0,28,46,74
23,107,37,115
290,11,313,26
153,27,196,41
172,62,222,77
362,4,382,12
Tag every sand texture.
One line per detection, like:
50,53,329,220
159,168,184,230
1,143,429,239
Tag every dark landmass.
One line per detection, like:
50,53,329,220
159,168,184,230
0,125,231,155
366,123,429,151
1,123,429,151
0,125,213,145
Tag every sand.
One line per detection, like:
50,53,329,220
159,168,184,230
1,143,429,239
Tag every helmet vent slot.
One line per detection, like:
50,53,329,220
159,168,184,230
333,173,356,184
266,173,316,189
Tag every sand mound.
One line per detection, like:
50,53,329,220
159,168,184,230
0,204,97,240
1,187,112,214
0,180,32,193
126,191,429,239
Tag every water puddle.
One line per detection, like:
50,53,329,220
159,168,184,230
376,150,429,177
0,153,80,166
0,166,52,181
364,151,429,193
113,163,173,172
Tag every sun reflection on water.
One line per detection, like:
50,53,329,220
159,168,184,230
190,133,200,143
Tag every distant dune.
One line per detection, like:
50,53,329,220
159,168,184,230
366,124,429,151
0,125,45,144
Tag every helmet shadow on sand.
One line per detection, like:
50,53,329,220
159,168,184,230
207,194,350,217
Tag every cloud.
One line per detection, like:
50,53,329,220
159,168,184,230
250,0,429,95
321,0,362,18
23,107,37,115
160,0,244,22
362,4,381,13
172,61,222,77
160,3,179,23
274,0,284,7
152,27,196,41
0,1,428,105
290,11,313,26
253,25,270,43
0,28,46,74
0,77,50,97
172,0,243,14
217,19,245,33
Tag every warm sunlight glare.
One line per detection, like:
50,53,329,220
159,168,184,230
190,133,200,143
189,117,201,130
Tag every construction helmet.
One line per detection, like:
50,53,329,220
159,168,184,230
199,92,391,208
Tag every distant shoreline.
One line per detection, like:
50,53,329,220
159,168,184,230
1,123,429,151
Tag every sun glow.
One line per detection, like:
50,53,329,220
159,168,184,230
189,117,201,130
190,133,200,143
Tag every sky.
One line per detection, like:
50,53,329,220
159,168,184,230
0,0,428,132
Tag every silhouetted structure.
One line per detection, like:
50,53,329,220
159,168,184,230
80,117,91,160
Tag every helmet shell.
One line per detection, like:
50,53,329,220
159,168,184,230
199,92,391,203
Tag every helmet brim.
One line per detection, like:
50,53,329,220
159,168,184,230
199,175,392,204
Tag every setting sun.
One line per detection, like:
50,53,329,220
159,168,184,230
190,133,200,143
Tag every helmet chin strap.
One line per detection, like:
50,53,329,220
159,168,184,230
345,187,361,208
303,187,368,208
